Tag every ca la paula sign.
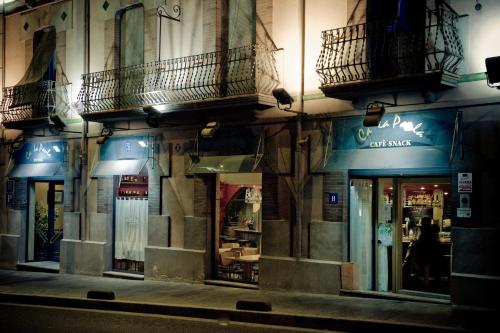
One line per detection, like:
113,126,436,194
352,112,446,149
15,141,66,164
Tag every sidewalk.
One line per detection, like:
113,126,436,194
0,269,493,332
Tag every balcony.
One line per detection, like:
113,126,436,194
316,1,463,100
78,44,280,122
1,80,71,130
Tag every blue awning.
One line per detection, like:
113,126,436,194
91,159,147,177
8,162,63,178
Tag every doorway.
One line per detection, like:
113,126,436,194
113,173,149,273
215,173,262,284
27,181,64,262
349,176,452,296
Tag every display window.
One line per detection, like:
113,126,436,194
215,173,262,284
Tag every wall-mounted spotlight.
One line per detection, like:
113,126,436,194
272,88,294,110
363,101,396,127
485,56,500,89
96,127,113,145
200,122,219,139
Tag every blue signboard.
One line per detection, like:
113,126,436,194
99,136,149,161
336,110,455,150
328,192,339,205
322,109,457,171
13,141,66,164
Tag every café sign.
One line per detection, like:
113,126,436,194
14,141,65,164
352,113,441,149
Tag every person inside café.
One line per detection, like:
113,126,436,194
403,216,441,290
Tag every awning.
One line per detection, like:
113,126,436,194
187,155,259,174
91,159,147,177
8,162,63,178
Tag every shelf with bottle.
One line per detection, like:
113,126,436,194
120,175,148,185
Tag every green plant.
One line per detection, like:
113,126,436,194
35,202,48,236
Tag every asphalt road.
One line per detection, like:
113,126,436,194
0,303,337,333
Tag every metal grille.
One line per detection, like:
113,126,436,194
316,2,463,86
78,44,280,114
0,80,71,122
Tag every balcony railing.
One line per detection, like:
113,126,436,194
316,1,463,94
78,44,280,116
0,80,71,127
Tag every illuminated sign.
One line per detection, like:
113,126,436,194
14,141,65,164
335,110,456,150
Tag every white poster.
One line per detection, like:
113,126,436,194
458,173,472,193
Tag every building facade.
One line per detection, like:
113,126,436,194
0,0,499,311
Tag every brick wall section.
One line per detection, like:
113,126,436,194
262,173,279,220
64,140,79,213
193,176,210,217
13,178,28,211
323,171,348,222
148,173,161,215
97,177,113,214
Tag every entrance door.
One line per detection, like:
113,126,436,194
400,179,452,294
349,176,452,296
28,181,64,262
113,174,149,273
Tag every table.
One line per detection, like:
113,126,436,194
234,255,260,282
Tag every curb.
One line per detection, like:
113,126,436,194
0,292,468,333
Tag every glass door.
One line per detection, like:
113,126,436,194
399,179,452,295
349,179,374,290
375,178,395,292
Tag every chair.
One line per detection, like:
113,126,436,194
219,251,243,280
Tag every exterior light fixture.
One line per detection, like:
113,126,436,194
363,103,385,127
485,56,500,89
96,128,113,145
272,88,294,110
200,122,219,139
363,100,396,127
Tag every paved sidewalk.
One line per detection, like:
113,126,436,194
0,269,493,332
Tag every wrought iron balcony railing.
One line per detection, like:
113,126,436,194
316,1,463,92
1,80,71,127
78,44,280,116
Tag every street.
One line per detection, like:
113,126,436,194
0,303,336,333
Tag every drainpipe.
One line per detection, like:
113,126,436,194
80,0,90,241
295,0,306,260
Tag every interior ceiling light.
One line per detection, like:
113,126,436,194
138,140,147,147
52,145,61,152
201,122,219,139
